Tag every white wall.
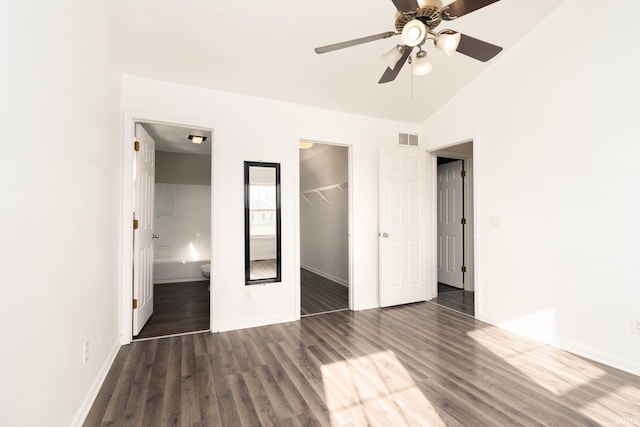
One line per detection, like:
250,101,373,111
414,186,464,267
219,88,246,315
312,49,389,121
155,183,211,262
0,1,121,425
421,0,640,375
300,145,350,284
122,74,419,330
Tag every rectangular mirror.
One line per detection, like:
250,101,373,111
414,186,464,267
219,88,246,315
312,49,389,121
244,161,281,284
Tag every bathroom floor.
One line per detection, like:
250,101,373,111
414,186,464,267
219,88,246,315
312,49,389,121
134,280,210,340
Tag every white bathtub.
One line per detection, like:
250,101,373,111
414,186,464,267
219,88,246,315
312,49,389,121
154,257,209,284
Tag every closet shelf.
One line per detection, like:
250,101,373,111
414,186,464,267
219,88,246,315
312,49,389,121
300,182,348,205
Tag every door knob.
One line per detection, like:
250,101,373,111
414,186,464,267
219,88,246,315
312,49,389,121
381,232,389,238
152,233,160,240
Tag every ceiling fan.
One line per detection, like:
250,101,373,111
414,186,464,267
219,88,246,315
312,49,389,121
315,0,504,83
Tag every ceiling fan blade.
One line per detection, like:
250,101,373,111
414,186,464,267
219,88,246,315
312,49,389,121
390,0,419,12
442,0,501,20
456,33,502,62
315,32,396,54
379,46,413,84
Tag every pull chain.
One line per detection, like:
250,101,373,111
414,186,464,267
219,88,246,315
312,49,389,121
408,56,414,99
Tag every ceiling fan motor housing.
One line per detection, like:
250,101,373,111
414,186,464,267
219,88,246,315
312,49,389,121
395,0,444,33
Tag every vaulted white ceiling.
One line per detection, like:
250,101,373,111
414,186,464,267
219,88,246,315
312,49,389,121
107,0,565,123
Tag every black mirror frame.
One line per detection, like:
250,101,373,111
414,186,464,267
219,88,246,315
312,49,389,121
244,161,282,285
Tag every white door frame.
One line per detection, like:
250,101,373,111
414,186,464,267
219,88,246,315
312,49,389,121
428,143,477,310
120,110,217,345
294,137,354,317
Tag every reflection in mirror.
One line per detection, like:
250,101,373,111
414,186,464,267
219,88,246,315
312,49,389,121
244,161,281,284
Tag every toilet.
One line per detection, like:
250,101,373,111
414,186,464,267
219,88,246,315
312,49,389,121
200,263,210,279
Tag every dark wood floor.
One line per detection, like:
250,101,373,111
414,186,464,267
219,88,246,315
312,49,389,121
135,281,210,340
432,283,475,317
300,268,348,316
85,302,640,426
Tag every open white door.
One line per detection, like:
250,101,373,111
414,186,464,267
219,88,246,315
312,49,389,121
437,160,464,288
379,146,430,307
132,123,155,335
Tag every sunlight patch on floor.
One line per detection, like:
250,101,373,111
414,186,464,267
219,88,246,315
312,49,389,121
579,386,640,426
321,350,445,427
468,324,606,395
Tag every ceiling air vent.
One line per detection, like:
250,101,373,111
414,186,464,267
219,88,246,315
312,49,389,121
399,133,419,147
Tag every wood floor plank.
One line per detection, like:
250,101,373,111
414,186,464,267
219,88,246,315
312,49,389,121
241,367,281,427
85,303,640,426
268,342,331,426
121,339,156,426
194,354,222,426
160,337,182,426
97,343,142,425
259,342,314,417
227,372,262,427
141,338,168,426
209,351,243,427
180,335,202,426
254,364,300,421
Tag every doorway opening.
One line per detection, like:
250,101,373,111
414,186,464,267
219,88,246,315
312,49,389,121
430,141,475,317
299,141,350,317
132,121,213,340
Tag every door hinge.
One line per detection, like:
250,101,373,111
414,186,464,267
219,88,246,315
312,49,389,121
461,218,467,225
134,140,140,152
133,299,138,309
461,266,467,273
133,218,139,230
461,170,466,178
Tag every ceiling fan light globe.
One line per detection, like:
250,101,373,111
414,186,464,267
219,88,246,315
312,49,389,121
299,141,314,149
413,51,432,76
401,20,427,47
382,46,404,68
436,32,461,56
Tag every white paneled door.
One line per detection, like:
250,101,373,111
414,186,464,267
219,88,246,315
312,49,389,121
437,160,464,288
133,123,155,335
379,147,430,307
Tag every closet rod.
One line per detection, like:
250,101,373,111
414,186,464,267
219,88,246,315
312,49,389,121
299,181,348,205
300,182,348,195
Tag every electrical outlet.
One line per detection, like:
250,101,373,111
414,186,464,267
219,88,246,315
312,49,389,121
83,340,90,364
632,316,640,336
244,288,251,301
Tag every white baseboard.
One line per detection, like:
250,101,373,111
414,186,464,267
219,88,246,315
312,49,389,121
154,276,206,284
218,314,296,333
478,313,640,377
301,264,349,287
553,338,640,377
70,338,121,427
